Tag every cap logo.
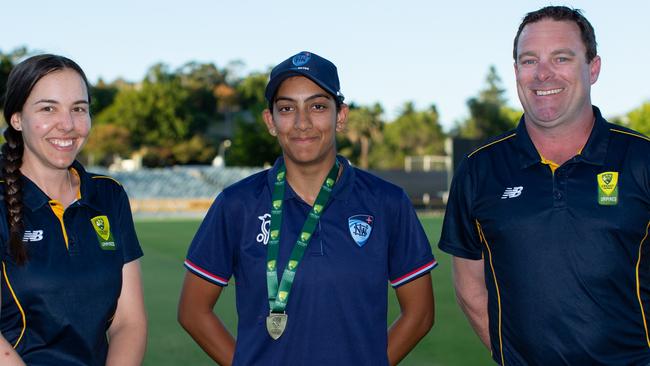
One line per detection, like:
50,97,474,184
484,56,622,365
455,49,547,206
292,52,311,66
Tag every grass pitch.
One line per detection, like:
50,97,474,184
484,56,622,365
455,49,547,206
137,216,492,365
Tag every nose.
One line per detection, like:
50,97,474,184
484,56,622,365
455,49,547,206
57,111,74,132
535,60,554,82
294,108,311,131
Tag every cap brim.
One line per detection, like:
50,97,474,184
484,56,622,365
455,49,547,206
265,70,341,103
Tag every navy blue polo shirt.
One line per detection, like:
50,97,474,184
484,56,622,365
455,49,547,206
439,106,650,365
185,155,436,366
0,161,143,366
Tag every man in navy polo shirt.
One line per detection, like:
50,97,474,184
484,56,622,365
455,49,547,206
440,6,650,365
179,51,436,365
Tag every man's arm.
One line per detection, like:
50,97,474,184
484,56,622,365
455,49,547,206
387,273,434,366
178,272,235,366
452,256,490,349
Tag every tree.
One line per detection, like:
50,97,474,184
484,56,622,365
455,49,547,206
459,65,520,139
81,124,131,166
342,103,383,169
0,47,28,113
94,64,191,152
626,102,650,136
90,78,119,117
226,72,281,166
371,102,445,169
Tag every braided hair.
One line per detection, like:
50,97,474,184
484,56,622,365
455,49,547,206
2,54,91,264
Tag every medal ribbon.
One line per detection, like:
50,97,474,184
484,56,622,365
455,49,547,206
266,160,339,313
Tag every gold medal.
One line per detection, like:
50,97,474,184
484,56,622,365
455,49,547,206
266,312,288,340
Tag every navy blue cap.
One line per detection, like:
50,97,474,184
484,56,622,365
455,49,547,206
265,51,345,104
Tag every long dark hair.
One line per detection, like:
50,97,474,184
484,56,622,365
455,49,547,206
2,54,91,264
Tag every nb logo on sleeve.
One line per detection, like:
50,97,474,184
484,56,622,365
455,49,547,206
23,230,44,242
501,187,523,199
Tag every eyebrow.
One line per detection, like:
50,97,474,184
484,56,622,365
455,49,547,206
275,93,332,104
518,48,577,61
33,99,89,105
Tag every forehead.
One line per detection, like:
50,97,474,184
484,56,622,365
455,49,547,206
517,19,585,55
275,76,329,99
28,68,88,101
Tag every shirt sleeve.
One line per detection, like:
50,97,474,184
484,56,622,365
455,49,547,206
438,157,483,260
388,189,437,288
184,192,234,287
117,186,143,263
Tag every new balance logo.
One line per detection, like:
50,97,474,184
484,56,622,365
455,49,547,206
501,187,523,199
23,230,44,242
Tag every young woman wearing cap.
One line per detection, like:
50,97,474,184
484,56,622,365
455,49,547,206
179,51,435,365
0,54,146,365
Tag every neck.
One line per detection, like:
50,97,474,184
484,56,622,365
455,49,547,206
20,165,78,208
526,111,595,166
284,154,338,206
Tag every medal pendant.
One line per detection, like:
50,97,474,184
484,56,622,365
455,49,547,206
266,312,288,340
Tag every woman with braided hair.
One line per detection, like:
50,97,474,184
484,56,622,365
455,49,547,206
0,54,146,365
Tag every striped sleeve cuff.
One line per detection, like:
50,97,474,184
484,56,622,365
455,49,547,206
390,259,438,287
184,259,230,286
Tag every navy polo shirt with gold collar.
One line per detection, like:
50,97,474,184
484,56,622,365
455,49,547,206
185,155,436,366
0,160,143,366
440,106,650,365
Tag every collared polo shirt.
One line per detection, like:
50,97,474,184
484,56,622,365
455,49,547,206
439,106,650,365
0,161,143,366
185,155,436,366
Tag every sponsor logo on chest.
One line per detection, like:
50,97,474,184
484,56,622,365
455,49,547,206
91,215,116,250
23,230,44,242
501,186,523,199
597,171,618,205
256,213,271,245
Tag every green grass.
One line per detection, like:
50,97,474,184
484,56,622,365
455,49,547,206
137,216,492,366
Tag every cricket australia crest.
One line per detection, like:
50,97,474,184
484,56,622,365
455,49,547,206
91,215,116,250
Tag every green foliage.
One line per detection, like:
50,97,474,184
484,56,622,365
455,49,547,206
371,102,445,169
341,103,383,169
81,123,131,166
172,135,217,164
90,79,119,116
0,47,27,108
626,102,650,136
226,72,281,167
459,66,520,139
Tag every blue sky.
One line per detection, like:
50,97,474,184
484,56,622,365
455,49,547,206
3,0,648,130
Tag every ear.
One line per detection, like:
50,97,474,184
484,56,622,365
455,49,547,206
9,113,22,131
589,55,601,85
335,104,349,133
262,109,277,136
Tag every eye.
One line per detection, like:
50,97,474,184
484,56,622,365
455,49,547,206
312,104,327,111
556,56,570,63
277,105,294,113
41,106,55,112
72,106,88,113
520,59,537,66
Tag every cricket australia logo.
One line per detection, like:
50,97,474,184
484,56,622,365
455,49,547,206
256,213,271,245
348,214,374,247
501,186,523,199
597,171,619,205
91,215,116,250
22,230,43,242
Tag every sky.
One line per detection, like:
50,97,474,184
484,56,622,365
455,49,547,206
3,0,648,130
